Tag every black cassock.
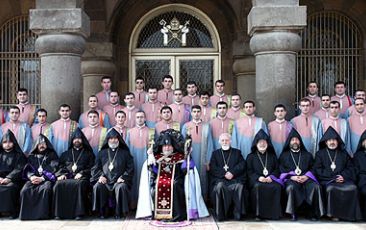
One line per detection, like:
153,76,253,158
209,147,246,221
279,129,324,218
246,130,282,220
91,131,134,217
53,129,95,219
0,134,26,216
351,130,366,220
20,136,59,220
313,127,362,221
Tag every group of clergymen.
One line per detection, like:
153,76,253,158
0,75,366,222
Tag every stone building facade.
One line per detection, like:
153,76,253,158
0,0,365,122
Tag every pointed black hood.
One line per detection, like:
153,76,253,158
153,129,185,154
30,134,54,154
356,129,366,152
319,126,345,151
282,128,308,153
251,129,275,154
0,130,23,154
101,128,129,151
68,128,93,153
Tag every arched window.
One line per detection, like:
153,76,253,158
0,15,40,105
297,11,363,100
130,4,220,93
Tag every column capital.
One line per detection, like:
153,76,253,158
35,33,86,56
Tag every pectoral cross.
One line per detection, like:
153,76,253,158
223,164,229,172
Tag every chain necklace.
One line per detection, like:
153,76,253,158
290,150,302,175
108,149,119,171
256,151,268,176
220,148,232,172
36,153,47,175
71,148,84,173
326,149,337,172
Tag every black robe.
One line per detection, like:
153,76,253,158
20,137,59,220
279,128,324,217
313,127,362,221
352,130,366,219
246,129,282,219
91,130,134,217
0,130,26,216
209,147,247,221
53,128,95,219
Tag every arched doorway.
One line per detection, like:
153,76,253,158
297,11,363,100
129,4,221,93
0,15,40,106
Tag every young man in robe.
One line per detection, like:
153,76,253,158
133,77,147,108
210,80,230,107
96,76,112,109
1,106,32,154
227,94,244,120
246,129,282,220
111,110,128,140
232,100,267,159
305,81,321,115
50,104,78,156
126,111,154,208
82,110,108,156
79,95,111,129
210,133,247,221
199,91,215,122
31,108,52,141
20,134,59,220
314,94,331,120
122,92,139,128
91,129,134,219
53,128,95,219
169,88,190,127
141,87,163,128
182,81,199,106
157,75,174,105
155,106,180,135
210,101,234,150
136,129,208,221
102,91,124,126
182,105,213,197
348,98,366,153
313,127,362,221
353,130,366,220
331,81,353,117
321,101,351,154
268,104,292,158
0,130,26,218
345,89,366,118
279,129,324,221
291,98,322,157
16,88,36,126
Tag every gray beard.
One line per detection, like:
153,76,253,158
108,142,119,149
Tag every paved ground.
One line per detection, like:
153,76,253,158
0,218,365,230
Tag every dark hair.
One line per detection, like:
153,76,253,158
299,98,311,104
101,76,111,82
334,81,346,87
87,110,99,117
200,91,210,97
59,104,71,110
329,101,340,107
321,94,331,98
160,105,172,114
37,108,47,116
215,80,225,86
9,105,20,112
124,92,135,98
243,100,255,107
274,104,286,111
191,105,201,111
216,101,228,109
186,81,197,87
162,75,173,82
148,87,158,91
307,80,318,87
17,88,28,94
89,95,98,101
355,98,365,103
135,77,144,82
231,93,241,99
115,110,127,117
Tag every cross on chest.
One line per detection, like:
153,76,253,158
159,198,170,208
